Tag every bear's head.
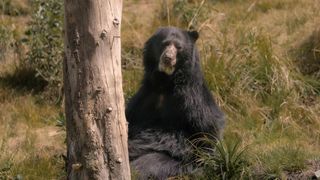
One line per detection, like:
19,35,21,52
143,27,199,76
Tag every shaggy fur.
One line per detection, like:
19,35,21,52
126,27,225,179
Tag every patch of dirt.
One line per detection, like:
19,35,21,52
6,124,65,155
34,126,65,153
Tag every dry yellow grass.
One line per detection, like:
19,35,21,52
0,0,320,179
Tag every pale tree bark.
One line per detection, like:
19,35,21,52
63,0,130,179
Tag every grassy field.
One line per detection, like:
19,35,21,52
1,0,320,179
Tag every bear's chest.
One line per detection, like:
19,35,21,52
155,94,186,125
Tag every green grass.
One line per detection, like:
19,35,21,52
1,0,320,179
0,85,65,179
259,144,309,178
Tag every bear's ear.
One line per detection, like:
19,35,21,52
188,30,199,42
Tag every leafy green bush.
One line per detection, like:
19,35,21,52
25,0,64,97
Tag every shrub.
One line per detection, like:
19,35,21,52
25,0,64,98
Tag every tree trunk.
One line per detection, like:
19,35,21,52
63,0,130,179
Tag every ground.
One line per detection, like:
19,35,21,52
0,0,320,179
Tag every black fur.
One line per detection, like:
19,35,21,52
126,27,225,179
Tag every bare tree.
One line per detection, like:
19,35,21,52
63,0,130,179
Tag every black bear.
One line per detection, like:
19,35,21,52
126,27,225,179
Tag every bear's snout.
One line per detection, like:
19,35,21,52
163,56,175,66
158,44,177,75
161,44,177,66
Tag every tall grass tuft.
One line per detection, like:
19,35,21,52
193,136,250,179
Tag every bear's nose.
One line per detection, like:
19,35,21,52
163,56,173,65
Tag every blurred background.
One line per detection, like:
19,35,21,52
0,0,319,179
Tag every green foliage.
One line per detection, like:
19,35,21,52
25,0,64,94
194,137,250,179
56,111,66,130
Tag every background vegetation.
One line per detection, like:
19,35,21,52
0,0,319,179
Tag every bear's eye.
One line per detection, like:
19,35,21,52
175,44,182,50
161,42,170,49
161,41,170,47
